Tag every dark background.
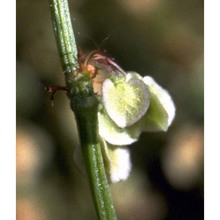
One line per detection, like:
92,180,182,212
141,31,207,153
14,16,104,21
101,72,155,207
17,0,204,219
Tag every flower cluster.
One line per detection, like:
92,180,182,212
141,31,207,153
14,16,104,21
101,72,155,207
74,51,175,183
98,72,175,182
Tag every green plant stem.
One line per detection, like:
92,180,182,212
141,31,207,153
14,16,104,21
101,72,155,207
71,96,117,220
49,0,78,74
48,0,117,219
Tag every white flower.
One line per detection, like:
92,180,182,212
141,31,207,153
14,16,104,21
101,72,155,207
97,72,176,183
74,71,176,183
99,72,175,144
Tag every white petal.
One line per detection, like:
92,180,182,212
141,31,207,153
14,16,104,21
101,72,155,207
143,76,176,131
101,139,132,183
102,75,150,128
98,108,141,145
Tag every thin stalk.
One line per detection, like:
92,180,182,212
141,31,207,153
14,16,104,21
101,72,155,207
71,96,117,220
48,0,117,219
49,0,78,74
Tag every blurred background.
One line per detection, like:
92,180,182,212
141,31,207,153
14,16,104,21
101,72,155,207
16,0,204,219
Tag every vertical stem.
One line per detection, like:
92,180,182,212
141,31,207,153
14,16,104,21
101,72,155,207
48,1,118,219
72,96,117,220
49,0,78,74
